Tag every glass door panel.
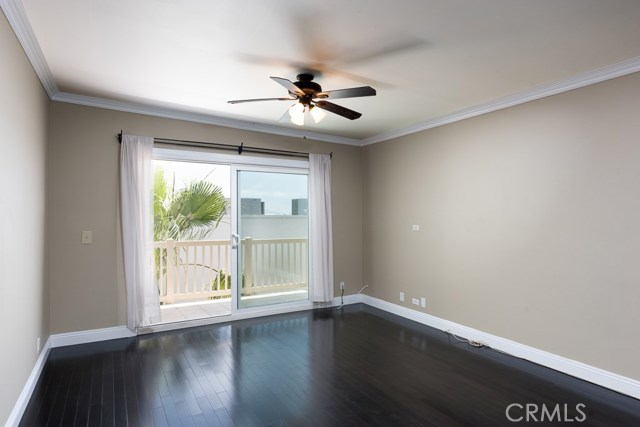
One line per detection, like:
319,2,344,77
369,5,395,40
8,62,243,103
236,170,309,309
151,159,232,324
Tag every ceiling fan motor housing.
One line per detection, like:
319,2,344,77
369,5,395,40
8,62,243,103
294,73,322,102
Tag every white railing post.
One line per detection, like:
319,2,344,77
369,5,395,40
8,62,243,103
165,238,176,304
244,237,253,294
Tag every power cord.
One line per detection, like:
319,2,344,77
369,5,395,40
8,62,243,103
445,330,485,348
444,330,523,359
336,287,345,310
336,284,369,311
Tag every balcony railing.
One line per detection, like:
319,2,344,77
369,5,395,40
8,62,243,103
154,237,308,304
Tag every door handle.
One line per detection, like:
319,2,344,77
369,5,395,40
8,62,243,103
232,233,240,249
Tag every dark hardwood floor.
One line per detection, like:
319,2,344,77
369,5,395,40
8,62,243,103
19,304,640,426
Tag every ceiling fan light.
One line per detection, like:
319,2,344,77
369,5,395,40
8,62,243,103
289,103,305,126
310,106,327,124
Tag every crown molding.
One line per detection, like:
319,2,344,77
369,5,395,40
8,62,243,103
51,56,640,147
0,0,57,97
2,0,360,146
5,0,640,147
51,91,362,146
362,56,640,146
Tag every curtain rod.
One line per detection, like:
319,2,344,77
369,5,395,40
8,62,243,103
117,131,331,159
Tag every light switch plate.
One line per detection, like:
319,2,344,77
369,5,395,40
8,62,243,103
81,230,93,244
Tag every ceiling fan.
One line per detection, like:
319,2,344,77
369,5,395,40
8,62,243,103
228,73,376,125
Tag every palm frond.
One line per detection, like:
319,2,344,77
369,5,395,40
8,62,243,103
154,171,227,242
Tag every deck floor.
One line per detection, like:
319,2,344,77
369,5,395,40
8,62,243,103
158,291,309,324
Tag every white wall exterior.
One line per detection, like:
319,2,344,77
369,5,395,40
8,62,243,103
207,215,309,241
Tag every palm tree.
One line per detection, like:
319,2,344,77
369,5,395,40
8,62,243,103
153,168,227,241
153,168,230,298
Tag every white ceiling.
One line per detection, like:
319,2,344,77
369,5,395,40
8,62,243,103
6,0,640,144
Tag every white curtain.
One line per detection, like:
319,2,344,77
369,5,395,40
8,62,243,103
120,134,161,330
309,154,334,302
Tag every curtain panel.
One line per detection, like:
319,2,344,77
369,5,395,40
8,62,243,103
120,134,161,330
309,154,334,302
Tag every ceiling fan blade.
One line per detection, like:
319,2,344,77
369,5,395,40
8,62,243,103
317,86,376,100
228,97,295,104
270,77,305,97
235,52,389,88
314,100,362,120
336,37,427,67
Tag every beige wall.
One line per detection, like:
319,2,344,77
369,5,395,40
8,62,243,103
363,72,640,380
47,102,364,333
5,5,640,419
0,11,50,425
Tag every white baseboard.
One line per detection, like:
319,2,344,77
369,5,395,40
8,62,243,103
140,294,361,334
8,293,638,427
5,326,134,426
49,325,135,348
4,337,52,427
361,295,640,400
40,294,361,345
324,292,364,308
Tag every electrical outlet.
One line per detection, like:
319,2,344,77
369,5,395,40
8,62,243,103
412,298,420,305
421,297,426,308
340,281,345,291
400,292,405,302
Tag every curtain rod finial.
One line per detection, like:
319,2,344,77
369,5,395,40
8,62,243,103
118,130,123,143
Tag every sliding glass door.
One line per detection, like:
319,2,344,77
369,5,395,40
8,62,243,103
233,168,309,309
151,148,311,325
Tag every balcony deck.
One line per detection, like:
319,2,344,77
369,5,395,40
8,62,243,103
157,290,309,324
